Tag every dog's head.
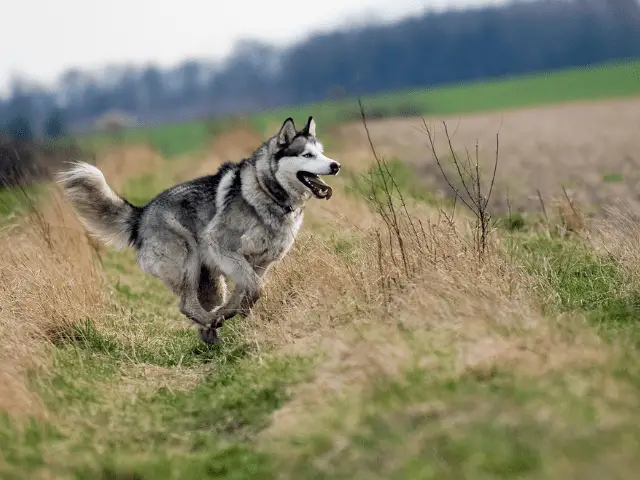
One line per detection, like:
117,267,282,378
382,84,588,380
271,116,341,200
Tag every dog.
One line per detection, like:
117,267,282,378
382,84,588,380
57,116,340,345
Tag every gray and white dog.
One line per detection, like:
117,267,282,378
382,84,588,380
57,116,340,344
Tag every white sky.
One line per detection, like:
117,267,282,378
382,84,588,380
0,0,505,92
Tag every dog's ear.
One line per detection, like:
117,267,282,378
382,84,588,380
303,116,316,137
277,117,296,146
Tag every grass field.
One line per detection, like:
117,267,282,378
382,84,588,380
2,61,640,478
78,60,640,159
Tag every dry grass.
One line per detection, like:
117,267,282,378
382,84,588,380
245,109,640,476
95,144,165,191
192,125,264,179
0,186,106,418
593,203,640,278
234,112,614,450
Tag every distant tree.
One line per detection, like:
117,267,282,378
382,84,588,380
7,115,34,141
110,67,139,113
44,108,67,138
140,65,165,111
179,60,202,104
82,80,112,118
210,40,282,111
4,0,640,128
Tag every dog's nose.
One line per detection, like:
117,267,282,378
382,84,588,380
329,162,341,174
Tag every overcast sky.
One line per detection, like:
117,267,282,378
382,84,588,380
1,0,506,92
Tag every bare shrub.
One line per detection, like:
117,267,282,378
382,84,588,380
421,118,499,259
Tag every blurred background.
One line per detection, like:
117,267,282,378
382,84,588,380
1,0,639,138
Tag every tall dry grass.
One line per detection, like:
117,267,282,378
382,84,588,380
0,184,106,418
594,203,640,276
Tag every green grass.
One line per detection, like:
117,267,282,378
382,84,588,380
513,234,640,330
75,59,640,158
603,172,624,183
120,172,173,206
0,183,47,224
0,348,310,479
267,233,640,480
0,187,28,221
0,244,314,479
75,120,212,159
275,366,640,480
347,157,438,205
499,211,527,232
3,231,631,480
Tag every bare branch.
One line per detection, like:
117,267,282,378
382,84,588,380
421,116,500,260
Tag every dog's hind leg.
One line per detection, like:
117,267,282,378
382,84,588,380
195,265,228,345
139,247,217,337
197,265,227,312
136,217,219,337
178,269,223,346
177,255,219,327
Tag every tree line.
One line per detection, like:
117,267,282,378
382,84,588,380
1,0,639,139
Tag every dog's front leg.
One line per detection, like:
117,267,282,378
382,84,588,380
204,241,262,327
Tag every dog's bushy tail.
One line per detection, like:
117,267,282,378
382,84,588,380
56,162,142,250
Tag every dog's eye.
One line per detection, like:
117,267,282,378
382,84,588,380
302,153,314,158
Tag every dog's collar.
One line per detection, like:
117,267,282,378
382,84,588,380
273,199,295,214
268,194,296,214
256,174,296,215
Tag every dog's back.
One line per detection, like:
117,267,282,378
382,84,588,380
139,164,236,247
57,161,236,251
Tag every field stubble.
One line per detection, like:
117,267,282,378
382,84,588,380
332,97,640,218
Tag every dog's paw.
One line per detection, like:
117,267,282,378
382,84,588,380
198,326,221,346
213,315,227,328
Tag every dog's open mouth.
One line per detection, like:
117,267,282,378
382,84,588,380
297,171,333,200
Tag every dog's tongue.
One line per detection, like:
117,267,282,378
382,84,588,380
307,176,332,200
307,175,328,188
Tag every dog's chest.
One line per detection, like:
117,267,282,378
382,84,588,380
242,212,303,266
